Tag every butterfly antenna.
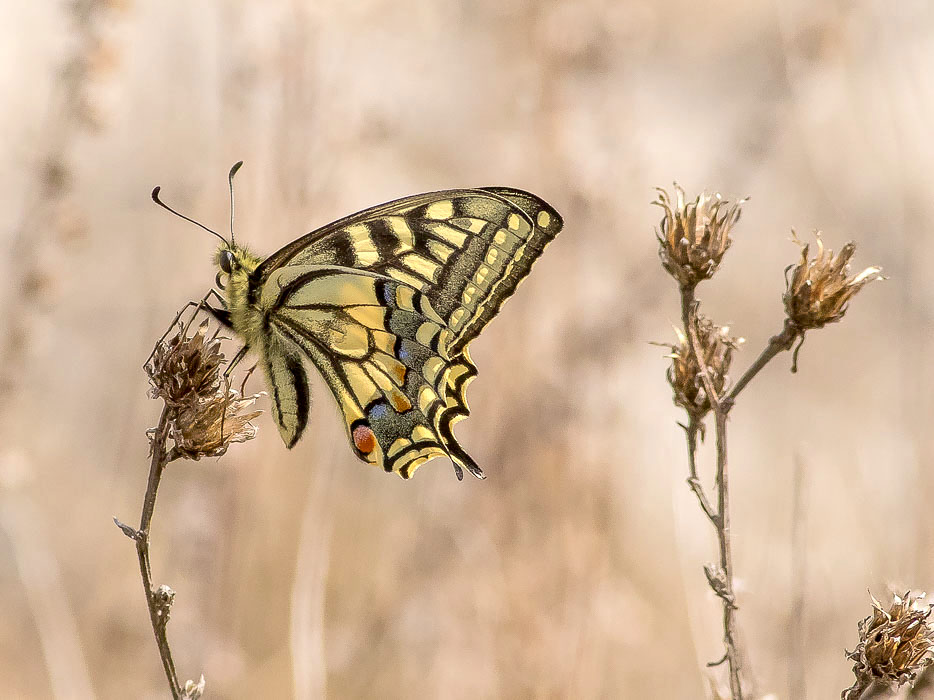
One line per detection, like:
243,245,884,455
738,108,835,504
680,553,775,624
228,160,243,247
151,186,229,247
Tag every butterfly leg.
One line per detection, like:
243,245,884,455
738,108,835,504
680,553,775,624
238,363,258,395
144,293,217,369
217,344,252,443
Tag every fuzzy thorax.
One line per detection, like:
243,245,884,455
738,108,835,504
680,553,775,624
216,243,265,347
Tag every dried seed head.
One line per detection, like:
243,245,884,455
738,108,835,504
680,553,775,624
147,320,224,407
147,317,262,460
171,389,262,460
845,591,934,695
654,184,745,287
658,316,743,417
784,231,884,331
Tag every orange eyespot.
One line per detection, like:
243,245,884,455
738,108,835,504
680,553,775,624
352,424,377,455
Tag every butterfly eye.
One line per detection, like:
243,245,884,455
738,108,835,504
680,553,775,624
215,271,227,290
219,249,234,274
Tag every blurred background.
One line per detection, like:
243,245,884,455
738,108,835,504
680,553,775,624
1,1,932,698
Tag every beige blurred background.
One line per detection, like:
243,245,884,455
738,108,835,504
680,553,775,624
1,1,932,698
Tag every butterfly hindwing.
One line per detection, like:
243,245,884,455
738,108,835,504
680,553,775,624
260,337,310,449
257,264,483,479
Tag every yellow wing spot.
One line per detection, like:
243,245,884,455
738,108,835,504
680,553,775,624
485,248,499,265
388,437,410,457
426,200,454,220
418,385,437,413
537,210,552,229
326,323,370,358
373,351,407,385
346,366,381,407
447,362,471,386
371,329,396,355
494,229,508,245
507,213,522,231
428,222,468,247
423,356,445,384
411,425,435,442
402,253,439,282
436,329,452,356
352,240,379,266
282,272,379,308
462,284,479,306
344,223,371,239
346,305,386,329
394,284,417,311
476,265,491,287
387,268,426,291
386,216,415,249
426,238,454,262
416,321,440,347
451,216,486,233
449,307,466,330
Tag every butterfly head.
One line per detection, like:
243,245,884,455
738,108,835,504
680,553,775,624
214,241,262,282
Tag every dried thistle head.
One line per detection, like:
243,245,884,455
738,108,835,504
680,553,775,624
784,231,884,331
845,591,934,695
658,316,743,417
148,318,261,460
654,184,745,287
171,390,261,460
147,320,224,407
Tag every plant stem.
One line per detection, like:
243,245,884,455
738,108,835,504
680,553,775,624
116,406,181,699
727,319,799,403
680,283,744,698
684,416,717,523
677,283,804,698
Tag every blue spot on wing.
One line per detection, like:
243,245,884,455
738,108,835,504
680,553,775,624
368,403,390,421
382,281,395,305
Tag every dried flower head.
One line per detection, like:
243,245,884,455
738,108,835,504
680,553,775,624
654,184,745,287
784,231,883,331
147,320,224,407
658,316,743,417
147,317,262,460
844,591,934,697
172,390,261,460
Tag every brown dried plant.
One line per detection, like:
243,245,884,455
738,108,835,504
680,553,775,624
115,314,261,699
654,185,882,699
843,592,934,699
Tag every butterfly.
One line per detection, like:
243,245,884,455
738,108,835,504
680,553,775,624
153,162,562,479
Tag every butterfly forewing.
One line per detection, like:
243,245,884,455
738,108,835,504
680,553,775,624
248,188,562,478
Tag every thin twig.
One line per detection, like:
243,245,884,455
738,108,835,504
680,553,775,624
681,283,744,699
115,405,182,698
726,319,799,403
683,418,717,523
